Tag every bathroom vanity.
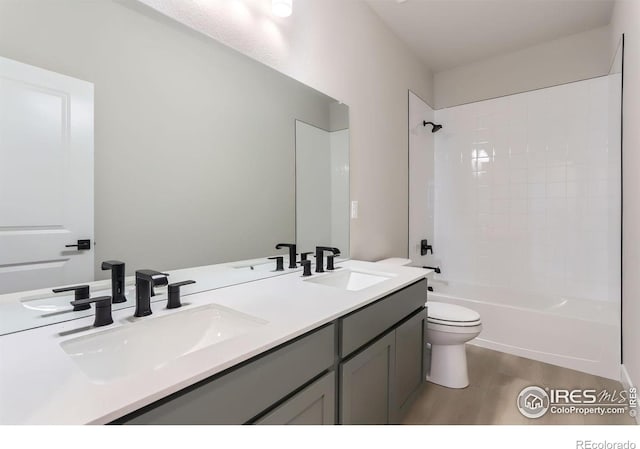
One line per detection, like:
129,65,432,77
0,1,428,425
0,261,430,425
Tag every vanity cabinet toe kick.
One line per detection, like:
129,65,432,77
115,279,427,425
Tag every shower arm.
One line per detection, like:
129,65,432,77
423,121,442,132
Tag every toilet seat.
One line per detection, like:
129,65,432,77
427,302,481,327
428,317,482,327
427,321,482,335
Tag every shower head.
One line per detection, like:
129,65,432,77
423,121,442,133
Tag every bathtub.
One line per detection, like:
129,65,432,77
427,279,621,380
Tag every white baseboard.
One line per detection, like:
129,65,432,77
621,364,639,425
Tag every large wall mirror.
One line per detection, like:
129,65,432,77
0,0,349,334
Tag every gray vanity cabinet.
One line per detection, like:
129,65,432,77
393,310,426,421
339,308,426,425
254,372,335,425
340,331,396,424
338,279,427,424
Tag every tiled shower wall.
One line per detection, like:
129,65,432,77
433,76,621,303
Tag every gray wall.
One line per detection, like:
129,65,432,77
610,0,640,408
0,0,335,278
434,26,612,109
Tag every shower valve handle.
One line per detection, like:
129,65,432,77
420,239,433,255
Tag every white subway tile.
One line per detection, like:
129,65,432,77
510,168,527,184
527,151,547,168
546,166,566,183
509,152,528,169
509,183,528,199
432,77,618,301
528,166,546,184
528,183,546,198
547,182,566,198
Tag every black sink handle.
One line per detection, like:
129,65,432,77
300,260,312,277
167,280,196,309
52,285,91,311
300,252,314,262
70,296,113,327
268,256,285,271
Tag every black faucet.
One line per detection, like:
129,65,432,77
101,260,127,303
135,270,169,317
268,256,285,271
315,246,341,273
423,266,441,274
275,243,297,269
300,251,313,262
70,296,113,327
52,285,91,311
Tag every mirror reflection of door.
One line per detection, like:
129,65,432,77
0,56,94,294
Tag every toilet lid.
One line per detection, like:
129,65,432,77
427,301,480,323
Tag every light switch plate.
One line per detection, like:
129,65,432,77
351,200,358,219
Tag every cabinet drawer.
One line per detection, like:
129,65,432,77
254,372,335,425
340,279,426,357
121,324,335,425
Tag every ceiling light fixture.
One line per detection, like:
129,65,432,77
272,0,292,17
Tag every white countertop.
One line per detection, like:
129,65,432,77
0,260,429,424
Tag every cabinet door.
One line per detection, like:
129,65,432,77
392,309,426,423
340,332,395,424
255,372,335,425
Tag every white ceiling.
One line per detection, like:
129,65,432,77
366,0,615,72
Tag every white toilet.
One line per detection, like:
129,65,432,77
426,301,482,389
375,258,482,389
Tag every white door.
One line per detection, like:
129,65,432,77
0,56,94,294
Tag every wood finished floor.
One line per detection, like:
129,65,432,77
401,345,635,425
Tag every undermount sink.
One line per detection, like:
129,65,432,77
60,304,267,383
232,261,281,272
304,269,395,291
21,285,167,314
20,285,128,313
